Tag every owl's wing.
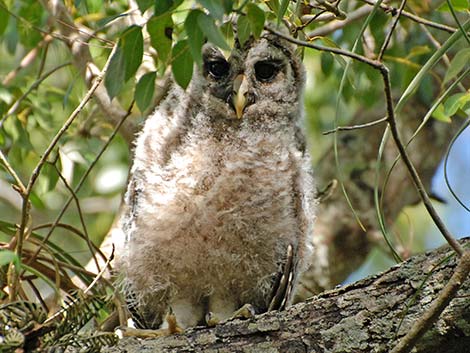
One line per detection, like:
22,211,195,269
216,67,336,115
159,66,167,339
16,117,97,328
268,128,316,311
268,244,295,311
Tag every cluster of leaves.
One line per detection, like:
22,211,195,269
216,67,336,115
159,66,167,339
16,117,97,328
106,0,289,111
0,290,116,352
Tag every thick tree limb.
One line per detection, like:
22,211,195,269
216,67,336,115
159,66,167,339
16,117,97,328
103,238,470,353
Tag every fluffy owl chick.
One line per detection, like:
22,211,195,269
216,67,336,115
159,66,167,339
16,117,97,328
113,31,316,330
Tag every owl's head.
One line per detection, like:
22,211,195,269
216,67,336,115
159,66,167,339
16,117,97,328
189,31,305,130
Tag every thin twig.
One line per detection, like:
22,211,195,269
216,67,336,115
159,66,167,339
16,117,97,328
378,0,407,61
268,24,464,258
390,250,470,353
379,67,464,257
53,163,100,272
43,0,136,144
0,62,72,128
307,5,372,37
417,16,466,95
1,35,54,86
84,245,114,295
13,43,118,295
24,100,134,270
266,26,383,69
360,0,456,33
0,150,26,194
323,116,388,135
32,222,109,264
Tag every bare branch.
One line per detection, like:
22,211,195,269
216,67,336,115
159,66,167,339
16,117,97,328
23,100,134,273
322,116,388,135
378,67,464,257
307,5,372,37
360,0,457,33
266,24,464,258
41,0,136,144
378,0,407,61
390,250,470,353
2,35,55,86
104,240,470,353
0,62,72,128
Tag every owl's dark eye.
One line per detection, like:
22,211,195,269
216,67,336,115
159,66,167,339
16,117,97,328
254,61,281,82
206,59,230,79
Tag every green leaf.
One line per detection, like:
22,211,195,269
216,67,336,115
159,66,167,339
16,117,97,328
105,26,143,98
197,0,225,21
121,26,144,81
41,162,59,193
172,40,193,89
184,10,205,67
148,14,173,65
444,48,470,84
438,0,470,12
17,1,43,48
431,103,452,122
246,3,265,38
266,0,280,13
197,13,230,50
237,15,251,46
320,52,334,75
0,1,9,36
444,92,470,116
0,220,16,237
278,0,289,24
395,20,470,114
155,0,183,16
136,0,154,13
105,45,125,99
406,45,431,59
0,249,20,268
3,117,33,152
221,0,233,13
135,72,156,112
30,191,46,210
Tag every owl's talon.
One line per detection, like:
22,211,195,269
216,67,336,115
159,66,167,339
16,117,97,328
231,303,256,320
166,310,184,334
205,312,220,327
116,311,183,338
269,244,294,311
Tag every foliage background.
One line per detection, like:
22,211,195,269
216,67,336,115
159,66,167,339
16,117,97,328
0,0,469,350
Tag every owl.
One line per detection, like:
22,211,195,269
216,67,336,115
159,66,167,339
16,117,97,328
113,30,316,330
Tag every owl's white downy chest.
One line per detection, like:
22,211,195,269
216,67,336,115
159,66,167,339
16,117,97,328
135,128,301,254
120,116,310,302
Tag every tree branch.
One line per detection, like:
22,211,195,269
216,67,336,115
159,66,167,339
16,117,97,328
41,0,137,144
104,239,470,353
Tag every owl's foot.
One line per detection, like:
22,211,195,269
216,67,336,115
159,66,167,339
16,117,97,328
205,303,256,327
269,244,294,311
117,311,184,338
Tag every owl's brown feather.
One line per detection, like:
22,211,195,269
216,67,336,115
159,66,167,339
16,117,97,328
113,32,316,329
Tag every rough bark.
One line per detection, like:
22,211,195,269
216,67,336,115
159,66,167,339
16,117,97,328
103,239,470,353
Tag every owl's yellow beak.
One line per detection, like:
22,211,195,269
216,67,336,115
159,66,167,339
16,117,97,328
232,74,248,119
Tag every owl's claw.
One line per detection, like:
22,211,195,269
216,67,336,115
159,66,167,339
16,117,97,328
269,244,295,311
205,303,256,327
232,303,256,319
205,312,220,327
116,311,183,338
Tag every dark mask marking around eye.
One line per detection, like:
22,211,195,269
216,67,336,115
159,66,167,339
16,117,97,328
205,59,230,79
254,60,283,82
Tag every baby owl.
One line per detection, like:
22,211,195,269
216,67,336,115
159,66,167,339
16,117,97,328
113,30,316,330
